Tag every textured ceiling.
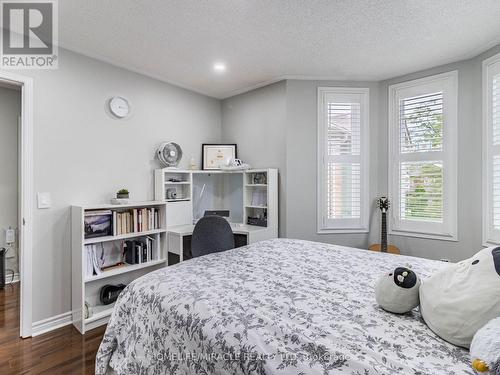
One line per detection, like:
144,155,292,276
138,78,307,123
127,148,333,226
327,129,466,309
59,1,500,98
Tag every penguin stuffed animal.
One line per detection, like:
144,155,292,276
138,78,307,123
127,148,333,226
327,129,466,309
470,317,500,374
419,247,500,348
375,266,421,314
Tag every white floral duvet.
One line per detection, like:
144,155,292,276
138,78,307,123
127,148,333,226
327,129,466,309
96,238,472,375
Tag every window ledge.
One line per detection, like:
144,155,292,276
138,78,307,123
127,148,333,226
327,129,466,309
317,228,369,235
389,229,458,242
482,239,500,247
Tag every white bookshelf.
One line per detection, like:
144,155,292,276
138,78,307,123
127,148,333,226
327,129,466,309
71,201,167,334
243,169,278,232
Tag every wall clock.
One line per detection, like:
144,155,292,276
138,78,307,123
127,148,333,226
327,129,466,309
108,96,131,118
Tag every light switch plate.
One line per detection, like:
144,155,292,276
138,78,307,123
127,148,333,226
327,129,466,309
37,192,51,209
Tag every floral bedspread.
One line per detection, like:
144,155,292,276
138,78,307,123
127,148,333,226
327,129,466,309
95,238,472,375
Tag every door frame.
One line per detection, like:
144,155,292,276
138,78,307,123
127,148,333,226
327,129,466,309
0,70,33,338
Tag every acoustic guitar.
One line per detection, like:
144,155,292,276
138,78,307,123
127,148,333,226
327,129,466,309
369,197,400,255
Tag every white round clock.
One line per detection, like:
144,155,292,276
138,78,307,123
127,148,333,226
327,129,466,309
108,96,131,118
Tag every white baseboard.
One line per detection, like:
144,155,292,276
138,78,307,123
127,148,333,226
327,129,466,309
32,311,72,337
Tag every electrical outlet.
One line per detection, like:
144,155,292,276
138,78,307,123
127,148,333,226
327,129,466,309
5,228,15,244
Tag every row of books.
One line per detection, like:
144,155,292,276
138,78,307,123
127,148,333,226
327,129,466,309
124,238,155,264
113,208,160,236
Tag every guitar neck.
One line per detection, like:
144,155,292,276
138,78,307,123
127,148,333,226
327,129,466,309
381,212,388,252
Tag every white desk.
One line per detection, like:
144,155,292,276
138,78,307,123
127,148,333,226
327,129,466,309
167,223,271,263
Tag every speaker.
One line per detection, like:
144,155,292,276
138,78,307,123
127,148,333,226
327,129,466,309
99,284,126,305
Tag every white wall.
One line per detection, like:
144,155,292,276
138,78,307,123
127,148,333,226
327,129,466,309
220,43,500,262
378,61,479,262
23,48,221,322
221,82,287,236
285,80,380,249
220,80,380,247
15,41,500,325
0,85,21,276
377,44,500,262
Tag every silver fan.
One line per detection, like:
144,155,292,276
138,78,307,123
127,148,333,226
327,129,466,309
157,142,183,168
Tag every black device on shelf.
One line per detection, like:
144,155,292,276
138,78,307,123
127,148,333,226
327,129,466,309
247,217,267,227
99,284,126,305
204,210,230,217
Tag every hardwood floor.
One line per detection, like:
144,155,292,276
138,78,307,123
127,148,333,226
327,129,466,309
0,282,106,374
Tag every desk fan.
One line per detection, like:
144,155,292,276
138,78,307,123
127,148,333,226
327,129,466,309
157,142,182,168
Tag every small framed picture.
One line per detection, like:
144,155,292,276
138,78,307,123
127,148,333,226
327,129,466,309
202,144,237,170
84,210,113,239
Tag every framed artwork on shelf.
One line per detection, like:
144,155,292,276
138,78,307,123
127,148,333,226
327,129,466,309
202,144,237,170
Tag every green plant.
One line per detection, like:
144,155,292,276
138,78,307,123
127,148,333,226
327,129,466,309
117,189,129,194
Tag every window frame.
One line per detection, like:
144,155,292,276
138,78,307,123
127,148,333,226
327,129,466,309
483,53,500,245
388,71,458,241
317,87,370,234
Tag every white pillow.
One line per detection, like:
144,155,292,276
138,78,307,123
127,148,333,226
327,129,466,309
419,247,500,348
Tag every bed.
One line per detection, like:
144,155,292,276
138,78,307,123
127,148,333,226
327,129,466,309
95,238,473,375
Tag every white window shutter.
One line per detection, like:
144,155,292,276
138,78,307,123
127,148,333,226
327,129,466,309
317,88,369,233
484,54,500,244
492,76,500,235
389,72,457,240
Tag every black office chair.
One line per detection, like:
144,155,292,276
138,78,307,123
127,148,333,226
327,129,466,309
191,216,235,258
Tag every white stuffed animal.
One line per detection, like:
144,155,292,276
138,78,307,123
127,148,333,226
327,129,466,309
470,317,500,374
420,247,500,348
375,266,421,314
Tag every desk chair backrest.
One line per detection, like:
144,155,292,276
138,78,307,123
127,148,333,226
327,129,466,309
191,216,235,258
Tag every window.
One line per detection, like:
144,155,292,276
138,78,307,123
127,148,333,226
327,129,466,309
317,87,369,233
388,72,457,240
483,54,500,244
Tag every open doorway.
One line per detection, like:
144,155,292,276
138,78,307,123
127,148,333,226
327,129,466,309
0,72,33,338
0,83,21,341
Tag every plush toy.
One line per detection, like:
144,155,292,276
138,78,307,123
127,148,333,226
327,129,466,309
419,247,500,348
375,266,421,314
470,317,500,374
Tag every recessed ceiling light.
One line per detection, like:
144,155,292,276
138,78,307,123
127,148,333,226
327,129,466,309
213,62,227,73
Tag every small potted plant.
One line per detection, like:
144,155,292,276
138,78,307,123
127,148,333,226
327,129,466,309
116,189,130,199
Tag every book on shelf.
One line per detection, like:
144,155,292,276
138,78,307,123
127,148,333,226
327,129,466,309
113,207,160,236
124,237,155,265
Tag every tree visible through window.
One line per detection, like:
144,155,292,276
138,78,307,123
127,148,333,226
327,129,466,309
389,72,457,239
400,93,444,222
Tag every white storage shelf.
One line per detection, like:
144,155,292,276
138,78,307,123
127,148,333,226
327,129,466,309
155,168,278,263
84,228,166,244
71,201,168,334
85,258,166,283
161,171,192,202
